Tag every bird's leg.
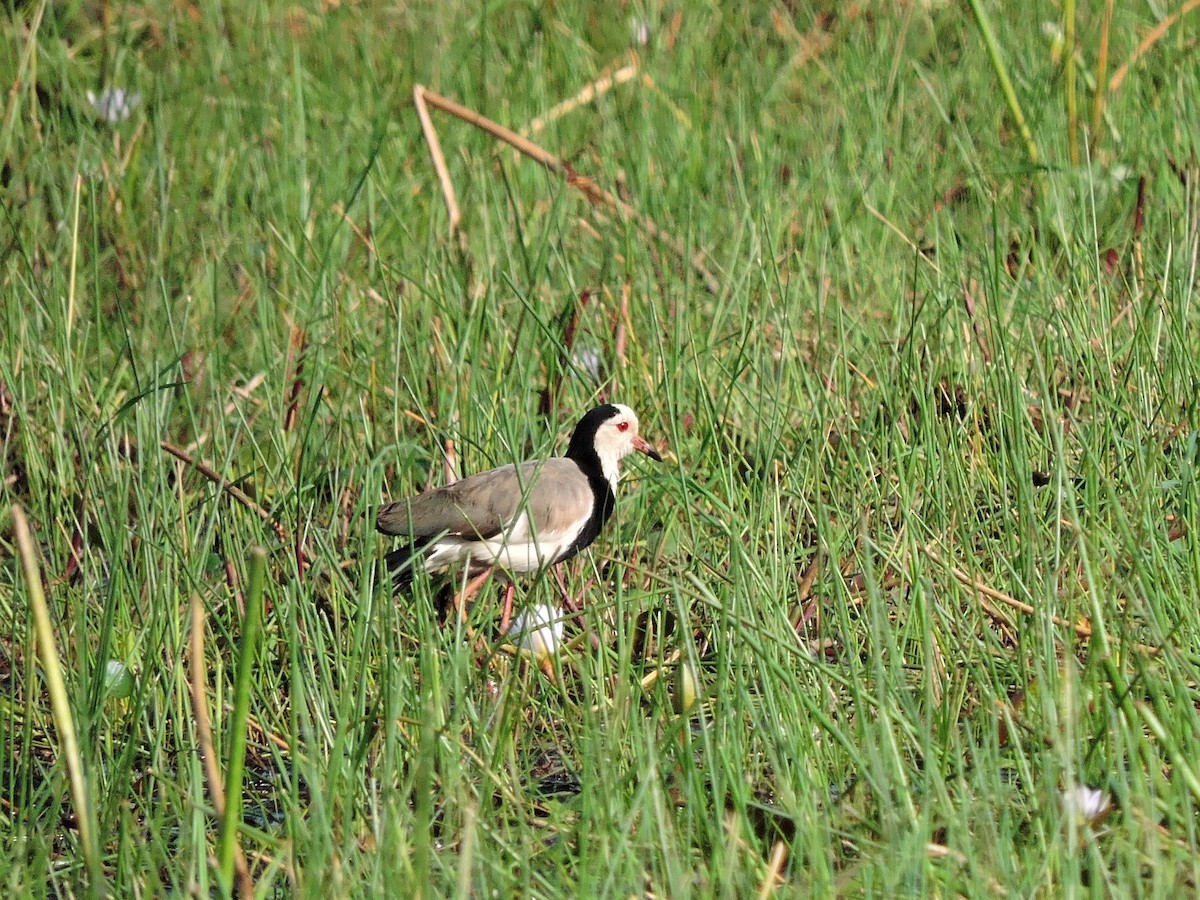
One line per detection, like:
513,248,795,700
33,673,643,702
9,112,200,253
455,566,494,622
498,580,517,634
552,567,602,650
553,567,599,614
553,568,579,612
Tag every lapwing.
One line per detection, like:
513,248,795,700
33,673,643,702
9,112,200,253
377,404,661,623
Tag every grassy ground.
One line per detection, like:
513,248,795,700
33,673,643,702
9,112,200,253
3,1,1200,896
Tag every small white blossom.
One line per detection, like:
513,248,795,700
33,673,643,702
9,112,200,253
508,603,565,661
572,347,603,383
1041,22,1065,63
1040,21,1064,41
630,18,650,47
87,87,141,123
1061,785,1113,825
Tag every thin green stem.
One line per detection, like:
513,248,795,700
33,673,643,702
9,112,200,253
964,0,1041,168
1064,0,1079,166
1091,0,1115,142
218,547,267,894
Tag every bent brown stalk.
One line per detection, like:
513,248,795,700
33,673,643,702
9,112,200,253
413,85,721,295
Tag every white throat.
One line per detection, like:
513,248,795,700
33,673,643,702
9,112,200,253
600,455,621,492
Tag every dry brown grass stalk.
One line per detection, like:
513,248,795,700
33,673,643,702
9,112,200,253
924,545,1160,656
412,86,720,294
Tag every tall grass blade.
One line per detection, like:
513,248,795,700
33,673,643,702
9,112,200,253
965,0,1041,167
12,505,104,895
218,547,267,894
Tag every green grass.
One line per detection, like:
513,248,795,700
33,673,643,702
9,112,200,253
3,1,1200,896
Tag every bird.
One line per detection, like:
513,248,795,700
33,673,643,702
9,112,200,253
377,403,661,623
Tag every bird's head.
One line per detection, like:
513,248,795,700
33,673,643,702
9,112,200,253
567,403,662,486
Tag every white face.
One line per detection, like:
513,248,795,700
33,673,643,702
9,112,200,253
594,404,641,461
593,404,657,487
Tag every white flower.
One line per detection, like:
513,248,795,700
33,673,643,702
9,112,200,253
87,87,141,123
1107,165,1132,183
1061,785,1113,825
1040,21,1064,41
630,18,650,47
508,603,565,661
571,347,603,383
1041,22,1065,63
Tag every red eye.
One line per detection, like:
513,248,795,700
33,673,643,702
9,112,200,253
617,421,630,432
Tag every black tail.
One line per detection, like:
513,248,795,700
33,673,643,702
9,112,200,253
381,544,418,592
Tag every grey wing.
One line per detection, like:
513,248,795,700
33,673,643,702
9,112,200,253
377,460,572,539
521,461,595,536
